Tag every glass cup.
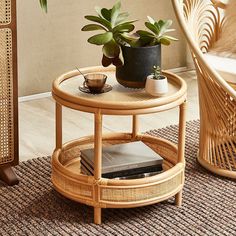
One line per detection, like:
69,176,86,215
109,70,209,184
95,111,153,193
83,74,107,93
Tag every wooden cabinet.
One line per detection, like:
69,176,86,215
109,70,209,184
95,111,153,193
0,0,19,185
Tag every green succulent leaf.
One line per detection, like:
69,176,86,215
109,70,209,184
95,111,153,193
160,35,178,41
102,40,120,58
88,32,113,45
82,24,107,31
39,0,47,13
138,36,154,47
158,19,173,36
119,20,138,25
135,30,156,46
111,1,121,27
159,37,171,45
136,30,155,38
115,12,130,25
154,23,161,33
113,23,135,34
118,32,140,47
85,15,111,30
147,16,155,24
121,32,140,41
101,8,112,21
145,22,159,34
163,19,173,28
165,29,176,33
156,20,165,28
129,40,142,47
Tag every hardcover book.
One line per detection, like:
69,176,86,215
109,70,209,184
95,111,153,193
80,141,163,178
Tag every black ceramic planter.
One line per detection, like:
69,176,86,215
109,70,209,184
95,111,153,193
116,44,161,88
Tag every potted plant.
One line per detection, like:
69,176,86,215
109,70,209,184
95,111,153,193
145,66,168,96
39,1,177,88
82,1,177,88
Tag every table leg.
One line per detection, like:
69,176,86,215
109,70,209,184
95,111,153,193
94,110,102,224
132,115,139,140
175,101,187,206
0,165,19,186
56,102,62,149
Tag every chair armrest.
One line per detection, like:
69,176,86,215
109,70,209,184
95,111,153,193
211,0,227,9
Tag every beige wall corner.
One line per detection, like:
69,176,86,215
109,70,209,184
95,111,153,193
17,0,186,96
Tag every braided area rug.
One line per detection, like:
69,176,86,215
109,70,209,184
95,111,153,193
1,120,236,236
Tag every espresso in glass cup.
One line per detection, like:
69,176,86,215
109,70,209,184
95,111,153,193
83,74,107,93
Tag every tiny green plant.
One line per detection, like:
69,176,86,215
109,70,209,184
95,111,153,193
152,66,163,80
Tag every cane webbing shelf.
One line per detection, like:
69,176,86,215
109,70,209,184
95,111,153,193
0,0,18,185
52,66,187,224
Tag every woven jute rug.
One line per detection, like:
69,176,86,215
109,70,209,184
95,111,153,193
1,120,236,236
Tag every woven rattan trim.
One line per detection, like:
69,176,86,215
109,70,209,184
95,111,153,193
52,170,93,199
0,0,11,25
0,28,14,164
101,172,182,202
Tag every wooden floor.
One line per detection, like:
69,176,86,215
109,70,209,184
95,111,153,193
19,70,199,161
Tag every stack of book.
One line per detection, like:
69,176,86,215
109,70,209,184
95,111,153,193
80,141,163,179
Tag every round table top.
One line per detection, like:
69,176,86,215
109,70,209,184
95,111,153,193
52,66,187,114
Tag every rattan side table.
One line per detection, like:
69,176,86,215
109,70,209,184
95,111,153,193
51,66,187,224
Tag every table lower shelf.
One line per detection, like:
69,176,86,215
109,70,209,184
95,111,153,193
51,133,185,209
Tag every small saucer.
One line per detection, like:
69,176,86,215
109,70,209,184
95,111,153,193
79,84,112,94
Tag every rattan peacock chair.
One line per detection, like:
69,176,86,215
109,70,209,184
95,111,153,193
172,0,236,178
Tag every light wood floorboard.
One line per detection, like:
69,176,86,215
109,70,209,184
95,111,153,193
19,70,199,161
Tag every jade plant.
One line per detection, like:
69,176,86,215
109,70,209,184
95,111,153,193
82,1,178,67
39,1,178,67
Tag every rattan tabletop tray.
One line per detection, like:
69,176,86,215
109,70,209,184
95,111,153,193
52,66,187,114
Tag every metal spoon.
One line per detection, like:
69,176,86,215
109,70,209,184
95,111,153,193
76,66,86,80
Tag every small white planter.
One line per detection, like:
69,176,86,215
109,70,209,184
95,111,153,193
145,75,168,96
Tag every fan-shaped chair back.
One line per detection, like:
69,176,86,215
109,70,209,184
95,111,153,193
172,0,236,178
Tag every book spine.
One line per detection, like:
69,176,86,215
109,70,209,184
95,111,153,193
102,165,163,179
